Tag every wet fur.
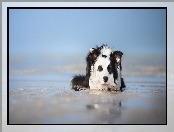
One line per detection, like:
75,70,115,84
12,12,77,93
71,75,89,91
71,44,126,91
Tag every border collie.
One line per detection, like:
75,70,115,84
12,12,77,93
71,45,125,91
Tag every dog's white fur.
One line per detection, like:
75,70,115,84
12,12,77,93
89,46,121,91
100,46,113,57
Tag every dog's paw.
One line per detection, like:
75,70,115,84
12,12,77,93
109,83,120,91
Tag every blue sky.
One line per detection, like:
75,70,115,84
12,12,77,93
9,8,166,78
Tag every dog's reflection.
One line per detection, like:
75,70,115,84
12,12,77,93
86,101,122,115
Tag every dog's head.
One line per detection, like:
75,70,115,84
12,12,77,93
89,45,117,90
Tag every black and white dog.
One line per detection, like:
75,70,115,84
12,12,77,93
71,45,125,91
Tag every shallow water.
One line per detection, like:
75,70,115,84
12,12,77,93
8,76,166,124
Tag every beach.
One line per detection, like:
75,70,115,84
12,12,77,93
8,76,166,124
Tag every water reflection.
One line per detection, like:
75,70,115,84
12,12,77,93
86,101,122,124
86,101,121,112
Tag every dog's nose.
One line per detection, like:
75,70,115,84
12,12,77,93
103,76,108,82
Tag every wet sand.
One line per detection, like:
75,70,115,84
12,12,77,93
9,77,166,124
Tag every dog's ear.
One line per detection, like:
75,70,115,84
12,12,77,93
86,47,100,79
89,48,100,62
114,51,123,57
112,50,123,58
90,48,95,53
119,51,123,56
111,51,123,63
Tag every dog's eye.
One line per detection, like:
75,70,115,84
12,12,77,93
98,65,103,72
107,65,113,73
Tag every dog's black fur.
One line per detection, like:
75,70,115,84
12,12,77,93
71,44,126,91
110,50,125,91
71,75,88,91
85,46,101,85
112,50,123,70
110,51,123,78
